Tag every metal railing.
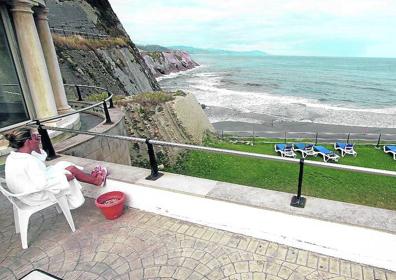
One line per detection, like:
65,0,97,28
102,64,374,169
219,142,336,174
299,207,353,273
30,84,114,125
3,82,395,208
0,83,113,134
14,84,115,159
218,129,396,147
31,124,396,209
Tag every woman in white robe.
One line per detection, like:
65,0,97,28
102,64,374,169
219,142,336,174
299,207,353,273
4,127,107,209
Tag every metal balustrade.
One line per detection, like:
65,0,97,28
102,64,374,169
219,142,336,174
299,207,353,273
218,129,396,147
29,124,396,209
2,83,396,209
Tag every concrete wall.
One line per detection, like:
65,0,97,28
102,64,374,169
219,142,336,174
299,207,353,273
53,107,131,165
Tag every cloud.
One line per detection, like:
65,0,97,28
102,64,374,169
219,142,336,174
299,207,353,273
109,0,396,57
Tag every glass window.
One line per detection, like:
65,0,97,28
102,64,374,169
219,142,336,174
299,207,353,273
0,12,29,128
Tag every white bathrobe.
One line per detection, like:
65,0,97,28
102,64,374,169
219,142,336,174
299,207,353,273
5,150,85,209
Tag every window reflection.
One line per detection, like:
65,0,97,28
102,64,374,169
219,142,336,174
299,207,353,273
0,15,29,128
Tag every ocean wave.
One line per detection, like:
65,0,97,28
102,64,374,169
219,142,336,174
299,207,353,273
220,79,238,86
245,82,263,87
159,65,396,128
156,65,203,81
163,74,396,128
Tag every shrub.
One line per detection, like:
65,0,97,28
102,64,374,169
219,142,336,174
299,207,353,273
116,91,174,107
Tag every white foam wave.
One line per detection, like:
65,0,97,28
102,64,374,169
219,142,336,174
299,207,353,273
156,65,204,81
161,72,396,128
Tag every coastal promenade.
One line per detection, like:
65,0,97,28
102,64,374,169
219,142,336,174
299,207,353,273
0,195,395,280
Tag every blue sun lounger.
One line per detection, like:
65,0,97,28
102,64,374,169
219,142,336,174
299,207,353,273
313,146,340,162
384,145,396,160
293,143,317,158
274,144,296,158
334,142,357,157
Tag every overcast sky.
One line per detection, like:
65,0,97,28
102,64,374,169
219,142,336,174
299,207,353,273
108,0,396,57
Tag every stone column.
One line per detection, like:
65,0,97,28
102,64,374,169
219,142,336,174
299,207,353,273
10,0,58,119
35,7,72,114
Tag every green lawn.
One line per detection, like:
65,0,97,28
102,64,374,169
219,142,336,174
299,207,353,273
167,139,396,210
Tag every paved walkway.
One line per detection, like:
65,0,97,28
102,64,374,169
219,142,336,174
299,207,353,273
0,196,394,280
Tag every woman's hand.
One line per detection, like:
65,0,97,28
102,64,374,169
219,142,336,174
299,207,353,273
65,173,75,181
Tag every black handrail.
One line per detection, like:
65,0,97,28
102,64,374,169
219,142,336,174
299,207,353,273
29,125,396,209
29,84,114,124
219,129,396,145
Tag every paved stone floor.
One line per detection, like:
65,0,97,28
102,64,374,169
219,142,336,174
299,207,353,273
0,196,395,280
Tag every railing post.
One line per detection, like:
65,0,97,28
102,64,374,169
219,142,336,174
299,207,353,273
107,89,114,108
36,120,57,160
347,133,350,144
145,139,163,180
290,158,306,208
103,100,112,124
315,132,318,145
284,132,287,144
252,126,255,146
376,133,382,149
75,85,83,101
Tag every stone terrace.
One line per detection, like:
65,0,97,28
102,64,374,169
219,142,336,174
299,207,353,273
0,196,394,280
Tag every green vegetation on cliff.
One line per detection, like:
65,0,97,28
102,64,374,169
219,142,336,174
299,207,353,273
116,91,174,107
52,34,128,50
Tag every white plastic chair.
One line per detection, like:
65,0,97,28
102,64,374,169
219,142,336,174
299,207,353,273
0,177,75,249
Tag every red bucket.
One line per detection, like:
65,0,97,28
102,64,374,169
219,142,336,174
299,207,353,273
95,191,126,220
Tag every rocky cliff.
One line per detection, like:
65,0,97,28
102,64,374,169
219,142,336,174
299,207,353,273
115,91,214,166
45,0,214,166
47,0,160,95
141,50,199,77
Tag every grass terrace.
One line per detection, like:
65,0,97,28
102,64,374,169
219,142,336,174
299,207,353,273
168,137,396,210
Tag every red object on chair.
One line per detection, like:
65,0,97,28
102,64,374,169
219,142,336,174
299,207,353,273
95,191,125,220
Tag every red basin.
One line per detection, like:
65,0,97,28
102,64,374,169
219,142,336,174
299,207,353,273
95,191,126,220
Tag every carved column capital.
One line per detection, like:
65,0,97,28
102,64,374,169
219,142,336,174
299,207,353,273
34,7,49,21
10,0,34,14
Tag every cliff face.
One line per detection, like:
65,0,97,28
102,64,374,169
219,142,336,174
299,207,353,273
57,46,159,96
141,50,199,77
45,0,214,165
46,0,160,95
116,92,214,167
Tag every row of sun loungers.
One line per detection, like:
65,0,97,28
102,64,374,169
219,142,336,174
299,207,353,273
275,143,396,162
275,143,357,162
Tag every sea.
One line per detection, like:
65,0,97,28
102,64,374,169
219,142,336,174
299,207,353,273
158,54,396,128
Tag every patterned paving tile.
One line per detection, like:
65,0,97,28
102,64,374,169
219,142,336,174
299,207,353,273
0,195,394,279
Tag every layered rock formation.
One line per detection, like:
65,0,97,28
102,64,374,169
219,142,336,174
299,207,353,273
44,0,214,167
141,50,199,77
46,0,160,95
117,91,214,166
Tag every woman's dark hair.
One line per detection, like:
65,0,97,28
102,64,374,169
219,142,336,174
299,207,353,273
4,127,32,149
